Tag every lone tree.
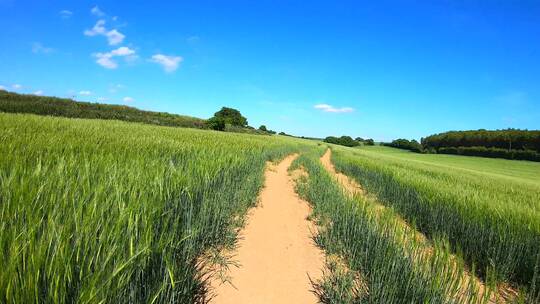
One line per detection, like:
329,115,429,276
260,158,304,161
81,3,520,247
258,125,268,132
207,107,248,131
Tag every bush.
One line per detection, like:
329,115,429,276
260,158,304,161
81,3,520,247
324,136,360,147
212,107,248,127
206,117,226,131
383,139,423,153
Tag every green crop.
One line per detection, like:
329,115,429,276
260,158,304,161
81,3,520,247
330,145,540,302
291,150,491,303
0,113,309,303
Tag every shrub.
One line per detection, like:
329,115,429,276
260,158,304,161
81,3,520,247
324,136,360,147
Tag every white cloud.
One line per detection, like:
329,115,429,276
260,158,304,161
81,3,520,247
59,10,73,19
32,42,54,54
12,84,22,90
123,96,134,103
33,90,44,95
91,6,105,17
97,97,108,102
0,85,5,90
84,20,106,36
110,46,135,56
93,47,136,69
106,29,125,46
84,20,125,45
94,53,117,69
79,90,92,96
314,103,354,113
151,54,183,72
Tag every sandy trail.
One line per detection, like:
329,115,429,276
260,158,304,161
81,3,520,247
320,148,516,303
320,148,363,197
211,154,325,304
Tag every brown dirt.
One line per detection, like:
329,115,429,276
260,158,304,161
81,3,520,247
319,148,516,303
320,149,364,197
210,154,325,304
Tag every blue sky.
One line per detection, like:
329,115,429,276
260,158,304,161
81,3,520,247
1,0,539,140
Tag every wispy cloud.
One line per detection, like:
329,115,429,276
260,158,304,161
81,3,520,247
97,97,108,102
59,10,73,19
109,83,124,93
187,36,200,44
150,54,183,72
84,20,125,45
0,85,5,90
33,90,44,95
91,6,105,17
496,91,528,106
12,84,22,90
84,20,106,36
314,103,354,113
123,96,134,103
93,47,136,69
79,90,92,96
32,42,54,54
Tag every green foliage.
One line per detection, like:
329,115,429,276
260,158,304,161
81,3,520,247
331,146,540,301
258,125,267,132
422,129,540,152
439,146,540,161
211,107,248,127
422,129,540,161
355,138,375,146
324,136,360,147
0,90,206,129
383,138,423,152
0,113,307,303
292,151,486,303
206,116,226,131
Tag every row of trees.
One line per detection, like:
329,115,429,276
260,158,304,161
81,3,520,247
324,136,375,147
382,139,423,153
384,129,540,162
422,129,540,152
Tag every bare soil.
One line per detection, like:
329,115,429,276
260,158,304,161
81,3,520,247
210,154,325,303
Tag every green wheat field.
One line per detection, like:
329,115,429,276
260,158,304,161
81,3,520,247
1,113,539,303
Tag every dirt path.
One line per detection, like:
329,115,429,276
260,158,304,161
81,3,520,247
211,154,325,304
320,148,515,303
320,148,363,197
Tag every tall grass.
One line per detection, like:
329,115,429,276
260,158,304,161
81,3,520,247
331,146,540,302
0,113,307,303
292,152,488,303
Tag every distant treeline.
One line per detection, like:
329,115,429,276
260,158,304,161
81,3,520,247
0,90,207,129
324,136,375,147
383,138,423,152
384,129,540,161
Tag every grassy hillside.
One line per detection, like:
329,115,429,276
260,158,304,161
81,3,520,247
0,90,207,129
357,145,540,185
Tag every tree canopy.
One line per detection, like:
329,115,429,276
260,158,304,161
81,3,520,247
324,136,359,147
206,107,248,130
